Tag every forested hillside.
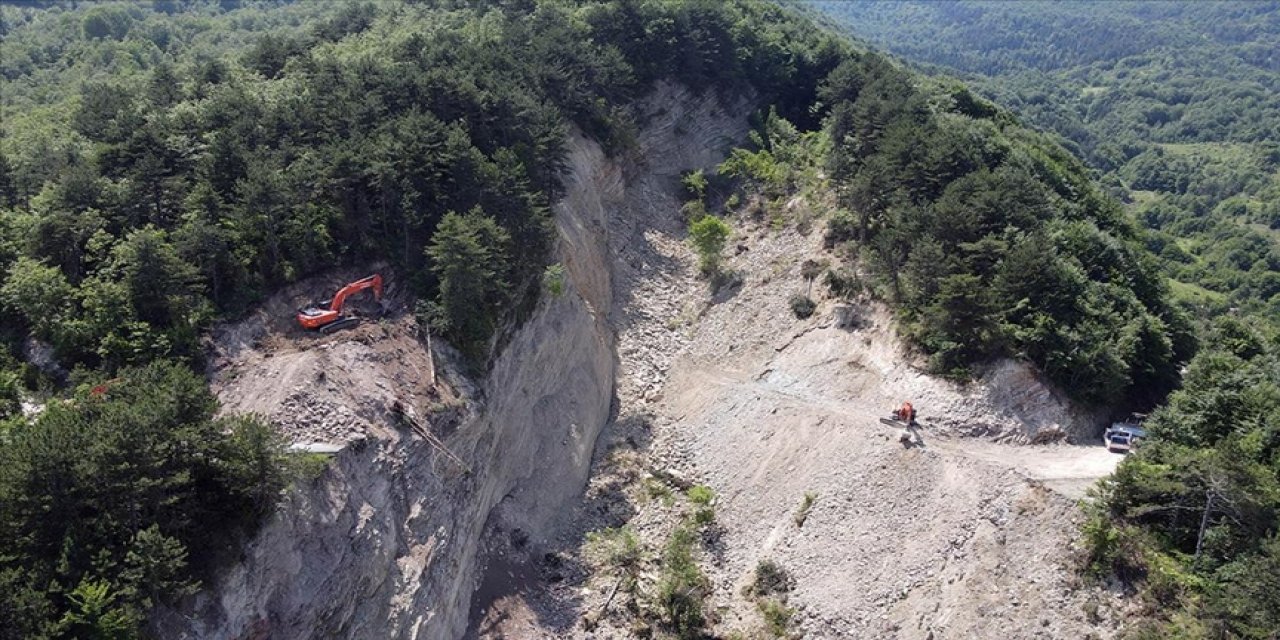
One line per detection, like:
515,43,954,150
0,1,844,636
726,59,1194,406
806,2,1280,636
807,0,1280,323
0,0,840,369
1,0,1250,637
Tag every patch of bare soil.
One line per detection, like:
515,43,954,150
203,85,1133,639
207,266,463,445
476,187,1130,637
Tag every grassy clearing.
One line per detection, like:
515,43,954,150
1168,278,1228,306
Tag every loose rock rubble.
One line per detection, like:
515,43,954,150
210,295,461,447
183,84,1132,640
470,87,1130,638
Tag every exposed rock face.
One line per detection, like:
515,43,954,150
156,166,614,640
153,83,736,640
23,337,66,381
154,82,1114,640
970,358,1108,442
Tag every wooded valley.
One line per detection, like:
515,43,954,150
1,1,1275,637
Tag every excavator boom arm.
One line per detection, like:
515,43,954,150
328,274,383,315
296,274,383,331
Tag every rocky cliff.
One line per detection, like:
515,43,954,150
154,81,1118,640
153,83,740,640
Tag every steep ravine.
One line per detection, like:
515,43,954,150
463,101,1125,639
152,84,744,640
154,81,1122,640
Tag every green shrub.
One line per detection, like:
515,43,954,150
542,263,566,298
747,559,793,598
789,294,816,319
689,215,732,275
584,526,642,573
757,598,794,637
682,169,708,203
290,452,332,483
687,485,716,526
643,477,676,507
1144,550,1201,606
687,485,714,506
655,526,709,638
825,209,859,244
1080,509,1121,577
681,199,709,222
825,268,862,299
793,492,817,527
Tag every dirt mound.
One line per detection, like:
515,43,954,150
207,266,461,445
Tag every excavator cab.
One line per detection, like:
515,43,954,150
894,401,916,425
297,274,383,333
296,303,344,331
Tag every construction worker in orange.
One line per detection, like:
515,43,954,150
895,401,916,425
894,401,923,447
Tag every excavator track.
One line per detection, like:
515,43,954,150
320,316,362,334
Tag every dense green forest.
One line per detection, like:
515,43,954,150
0,363,290,639
0,0,848,636
806,2,1280,636
807,0,1280,322
0,0,840,369
0,0,1257,636
719,58,1193,406
1087,317,1280,638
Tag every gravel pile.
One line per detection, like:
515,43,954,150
209,312,458,446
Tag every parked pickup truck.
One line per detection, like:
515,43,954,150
1104,416,1147,454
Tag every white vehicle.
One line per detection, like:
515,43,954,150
1104,415,1147,454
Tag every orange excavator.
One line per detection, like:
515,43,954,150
878,401,918,426
880,400,923,446
296,274,384,333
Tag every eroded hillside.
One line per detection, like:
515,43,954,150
149,84,1136,640
3,2,1210,638
465,86,1129,639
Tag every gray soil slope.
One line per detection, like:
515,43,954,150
470,92,1128,639
159,84,1130,640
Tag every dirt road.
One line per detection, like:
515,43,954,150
462,85,1127,638
693,365,1120,501
928,438,1120,500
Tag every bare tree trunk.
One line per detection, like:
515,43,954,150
599,572,626,617
1194,490,1216,566
426,328,436,387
